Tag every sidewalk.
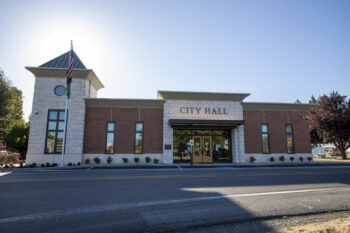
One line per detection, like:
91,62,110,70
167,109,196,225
1,160,350,172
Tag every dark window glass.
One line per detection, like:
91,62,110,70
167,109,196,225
45,110,65,154
192,130,211,135
173,135,192,162
286,124,294,153
135,122,144,154
106,122,115,154
213,135,231,162
261,124,270,154
46,132,56,153
173,130,191,135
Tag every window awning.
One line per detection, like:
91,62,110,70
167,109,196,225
168,119,244,129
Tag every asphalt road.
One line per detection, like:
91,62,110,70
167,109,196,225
1,166,350,233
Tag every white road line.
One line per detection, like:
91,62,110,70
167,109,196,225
0,187,349,224
0,171,12,176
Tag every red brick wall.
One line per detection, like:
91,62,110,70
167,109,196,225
244,110,311,154
83,107,163,154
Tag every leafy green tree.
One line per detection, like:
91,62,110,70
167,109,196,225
6,121,29,158
309,92,350,159
295,99,302,104
309,95,317,104
0,68,28,157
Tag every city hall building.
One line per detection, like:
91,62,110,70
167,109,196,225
25,51,313,165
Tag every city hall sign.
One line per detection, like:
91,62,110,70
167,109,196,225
179,107,228,115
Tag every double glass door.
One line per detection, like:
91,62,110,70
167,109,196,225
193,136,212,163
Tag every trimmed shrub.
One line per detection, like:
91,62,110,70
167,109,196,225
250,156,256,163
85,158,90,164
122,158,128,163
269,157,275,162
107,156,113,164
32,163,36,167
52,163,58,167
290,156,295,162
77,162,80,166
153,158,159,164
41,164,45,167
279,156,285,162
299,157,304,162
134,157,140,163
19,162,23,168
307,157,312,162
93,157,100,164
68,162,72,166
4,164,9,168
46,162,51,167
145,156,151,163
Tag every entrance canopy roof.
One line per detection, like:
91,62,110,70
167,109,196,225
168,119,244,129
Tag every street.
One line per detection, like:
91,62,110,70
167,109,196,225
1,166,350,233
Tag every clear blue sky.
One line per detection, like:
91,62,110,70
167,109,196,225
0,0,349,120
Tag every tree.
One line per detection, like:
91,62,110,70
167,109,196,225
309,95,317,104
295,99,302,104
0,68,28,157
309,92,350,159
6,121,29,158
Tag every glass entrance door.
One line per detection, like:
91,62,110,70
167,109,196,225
192,136,213,163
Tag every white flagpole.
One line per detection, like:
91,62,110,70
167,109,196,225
61,96,68,167
61,41,72,167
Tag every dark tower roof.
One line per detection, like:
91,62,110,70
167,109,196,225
39,50,87,69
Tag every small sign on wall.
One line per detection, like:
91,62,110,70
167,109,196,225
189,139,194,146
164,144,172,150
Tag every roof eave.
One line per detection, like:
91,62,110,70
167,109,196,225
25,66,104,90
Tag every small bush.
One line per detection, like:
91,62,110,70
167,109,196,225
279,156,285,162
307,157,312,162
299,157,304,162
46,162,51,167
249,156,256,163
270,157,275,162
107,156,113,164
85,158,90,164
153,158,159,164
41,164,45,167
145,156,151,163
122,158,128,163
68,162,72,166
290,156,295,162
77,162,80,166
52,163,58,167
32,163,36,167
19,162,23,168
93,157,100,164
4,164,9,168
134,157,140,163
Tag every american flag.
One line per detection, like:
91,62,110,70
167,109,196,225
66,41,73,99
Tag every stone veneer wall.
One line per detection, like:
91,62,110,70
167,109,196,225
162,100,245,164
26,76,89,165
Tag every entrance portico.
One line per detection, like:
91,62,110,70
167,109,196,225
158,91,248,164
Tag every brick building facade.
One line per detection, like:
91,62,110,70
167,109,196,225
25,51,313,165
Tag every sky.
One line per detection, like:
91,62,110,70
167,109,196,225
0,0,349,120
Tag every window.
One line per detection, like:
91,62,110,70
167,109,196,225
45,110,66,154
286,124,294,153
105,122,115,154
134,122,143,154
261,124,270,154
